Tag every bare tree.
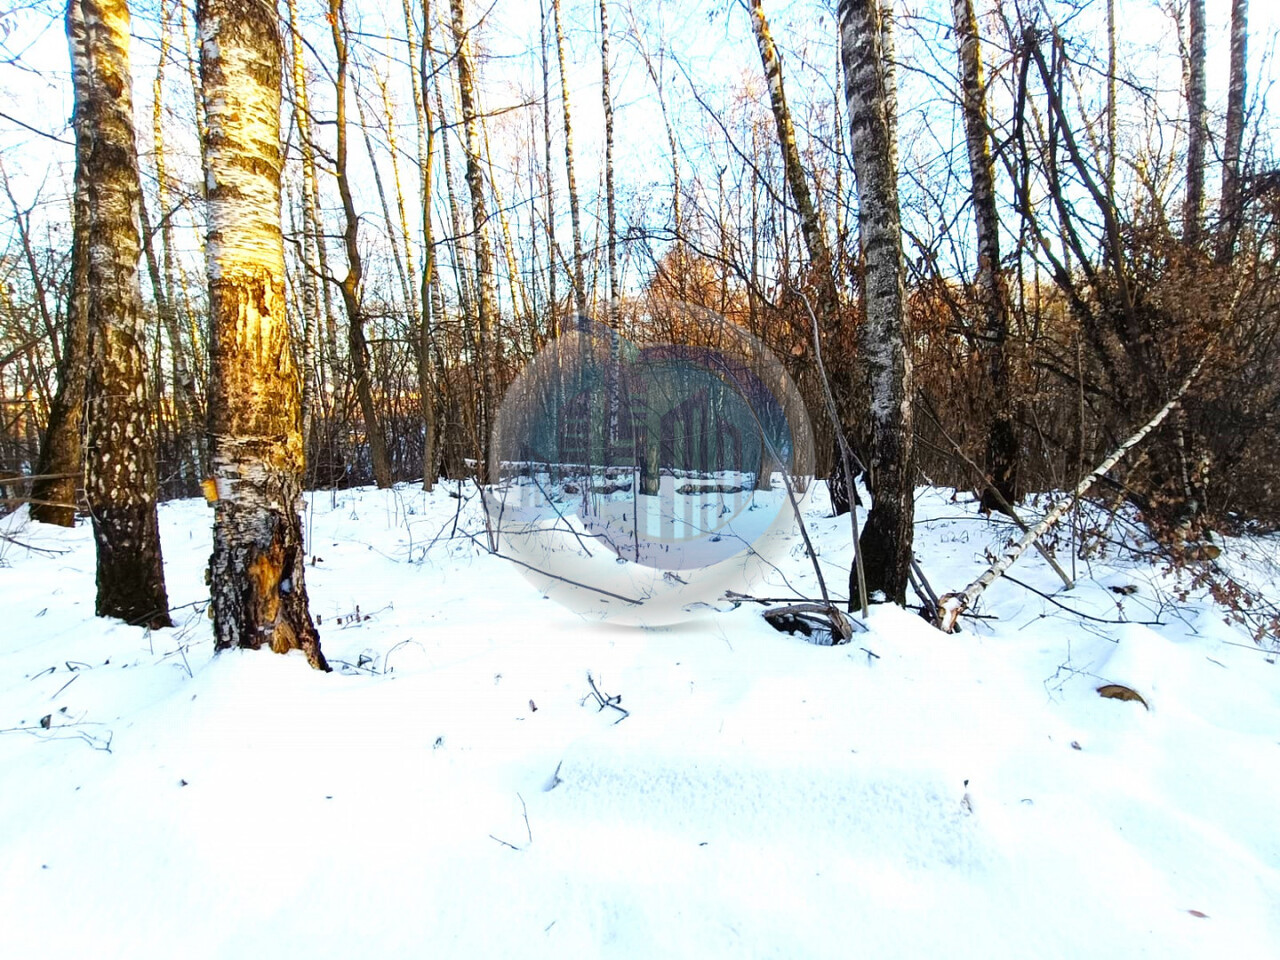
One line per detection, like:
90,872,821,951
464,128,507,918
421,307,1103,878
600,0,618,320
749,0,858,515
29,2,94,527
839,0,914,605
1218,0,1249,263
1184,0,1207,248
951,0,1017,508
552,0,588,319
66,0,171,627
198,0,327,669
450,0,499,482
329,0,392,489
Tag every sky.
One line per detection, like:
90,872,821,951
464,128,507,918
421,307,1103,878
0,0,1277,306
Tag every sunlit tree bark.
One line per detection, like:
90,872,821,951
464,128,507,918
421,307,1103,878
66,0,172,627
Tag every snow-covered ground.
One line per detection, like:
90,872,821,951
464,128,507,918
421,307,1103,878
1,483,1277,959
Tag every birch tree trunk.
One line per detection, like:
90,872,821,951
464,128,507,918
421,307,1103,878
329,0,392,489
552,0,588,319
1184,0,1207,248
951,0,1017,509
1218,0,1248,263
600,0,617,320
66,0,172,627
540,0,557,326
410,0,437,490
152,1,203,491
286,0,321,455
450,0,499,484
198,0,327,669
30,0,94,527
839,0,914,605
750,0,859,515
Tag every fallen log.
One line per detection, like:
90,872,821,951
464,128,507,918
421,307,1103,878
936,354,1209,633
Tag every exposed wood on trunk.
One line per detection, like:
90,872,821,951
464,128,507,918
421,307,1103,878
199,0,327,669
839,0,914,605
71,0,171,627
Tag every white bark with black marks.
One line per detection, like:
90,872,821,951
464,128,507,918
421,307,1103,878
73,0,171,628
839,0,914,605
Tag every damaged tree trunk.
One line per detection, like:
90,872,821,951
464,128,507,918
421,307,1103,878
198,0,327,669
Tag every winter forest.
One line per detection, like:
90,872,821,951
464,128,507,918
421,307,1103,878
1,0,1279,956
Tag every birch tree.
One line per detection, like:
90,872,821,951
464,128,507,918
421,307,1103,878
329,0,392,489
450,0,499,482
1218,0,1249,263
552,0,588,319
198,0,327,670
599,0,617,320
1184,0,1207,248
750,0,858,515
839,0,914,605
29,0,93,527
65,0,171,627
951,0,1017,508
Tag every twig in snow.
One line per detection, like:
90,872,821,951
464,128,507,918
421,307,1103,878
49,673,78,700
1003,574,1165,627
489,793,533,851
584,672,629,723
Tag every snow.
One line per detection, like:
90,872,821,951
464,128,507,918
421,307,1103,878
1,484,1278,958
